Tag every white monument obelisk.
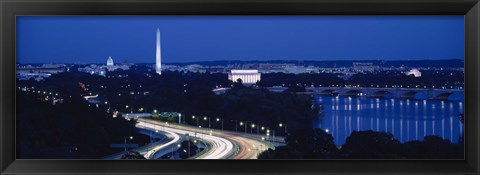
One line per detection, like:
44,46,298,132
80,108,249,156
155,28,162,75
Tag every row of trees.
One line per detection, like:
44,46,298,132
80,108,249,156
259,129,464,159
16,91,140,159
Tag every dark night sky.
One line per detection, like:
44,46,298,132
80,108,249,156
16,16,464,64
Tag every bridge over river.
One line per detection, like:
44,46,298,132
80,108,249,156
266,87,464,100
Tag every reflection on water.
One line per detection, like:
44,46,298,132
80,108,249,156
313,96,464,145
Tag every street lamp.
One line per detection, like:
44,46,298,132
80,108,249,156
124,136,133,151
254,124,259,135
265,129,275,143
216,118,224,130
239,121,246,133
186,134,190,157
172,143,181,159
192,115,199,126
204,116,211,128
245,121,253,134
239,121,250,134
178,113,182,124
279,123,288,135
266,129,270,141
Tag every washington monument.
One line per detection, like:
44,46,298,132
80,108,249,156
155,28,162,75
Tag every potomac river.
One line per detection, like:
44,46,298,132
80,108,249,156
313,95,464,146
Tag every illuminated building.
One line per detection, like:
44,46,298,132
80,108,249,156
107,56,114,66
228,70,261,84
406,69,422,77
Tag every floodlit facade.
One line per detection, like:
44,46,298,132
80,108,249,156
406,69,422,77
228,70,261,84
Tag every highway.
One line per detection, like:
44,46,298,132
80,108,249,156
138,120,235,159
106,118,280,159
138,118,278,159
102,128,179,159
140,126,181,159
223,134,267,159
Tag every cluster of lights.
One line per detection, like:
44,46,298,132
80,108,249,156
19,86,64,103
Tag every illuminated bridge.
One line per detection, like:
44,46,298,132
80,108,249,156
267,87,464,100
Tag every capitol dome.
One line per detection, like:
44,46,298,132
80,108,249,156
107,56,114,66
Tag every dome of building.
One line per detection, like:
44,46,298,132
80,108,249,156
107,56,114,66
406,69,421,77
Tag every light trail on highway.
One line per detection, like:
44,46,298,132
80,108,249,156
137,123,181,159
138,120,235,159
226,135,267,159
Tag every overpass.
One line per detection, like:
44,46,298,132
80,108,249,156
266,87,464,100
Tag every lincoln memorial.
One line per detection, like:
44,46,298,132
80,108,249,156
228,70,261,84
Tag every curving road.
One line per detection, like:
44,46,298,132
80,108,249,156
102,128,179,160
138,120,235,159
138,119,278,159
105,119,274,159
227,135,267,159
137,124,181,159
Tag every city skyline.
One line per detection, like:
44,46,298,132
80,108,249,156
17,16,464,64
15,16,465,160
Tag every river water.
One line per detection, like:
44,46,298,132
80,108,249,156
313,95,464,145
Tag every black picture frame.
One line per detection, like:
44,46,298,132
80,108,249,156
1,0,479,174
